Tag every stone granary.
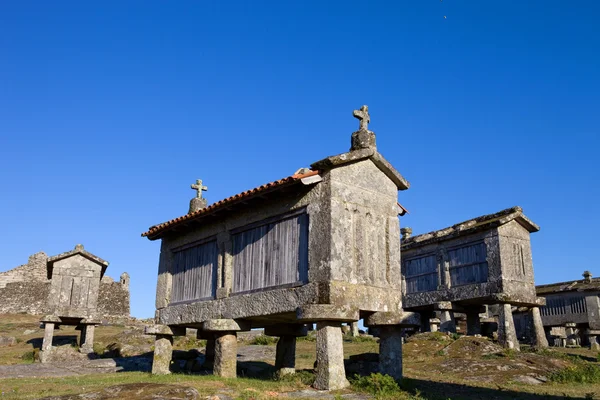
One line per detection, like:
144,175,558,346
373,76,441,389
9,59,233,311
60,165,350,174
400,207,547,350
39,245,109,363
142,105,418,390
513,271,600,350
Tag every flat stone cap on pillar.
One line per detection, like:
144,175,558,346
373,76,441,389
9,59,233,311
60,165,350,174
586,329,600,335
364,311,421,327
565,322,577,328
296,305,359,322
202,319,250,332
434,302,453,311
41,315,62,323
145,325,186,336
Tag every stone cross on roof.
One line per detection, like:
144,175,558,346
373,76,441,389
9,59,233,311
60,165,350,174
353,105,370,131
191,179,208,199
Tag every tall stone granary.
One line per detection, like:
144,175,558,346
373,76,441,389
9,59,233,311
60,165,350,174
142,105,417,389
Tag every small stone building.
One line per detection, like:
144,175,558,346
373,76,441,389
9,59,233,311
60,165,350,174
514,271,600,349
40,245,109,362
0,250,130,319
142,106,418,389
400,207,547,350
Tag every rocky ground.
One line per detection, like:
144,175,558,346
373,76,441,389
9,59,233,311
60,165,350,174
2,314,600,399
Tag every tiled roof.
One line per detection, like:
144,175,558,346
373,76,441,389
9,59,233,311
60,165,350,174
142,170,322,240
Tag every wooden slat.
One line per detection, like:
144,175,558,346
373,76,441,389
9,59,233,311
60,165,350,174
171,240,218,304
232,213,308,294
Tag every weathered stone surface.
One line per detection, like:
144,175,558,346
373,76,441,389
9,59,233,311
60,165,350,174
497,304,520,351
79,325,95,354
297,305,359,322
364,311,420,327
275,336,296,377
145,325,186,336
439,311,456,333
202,319,250,332
38,383,200,400
429,318,440,332
214,333,237,378
0,336,17,346
378,326,402,380
314,322,349,390
530,307,548,349
151,335,173,375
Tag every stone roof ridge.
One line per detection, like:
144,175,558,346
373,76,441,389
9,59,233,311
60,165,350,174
536,274,600,294
402,206,539,248
142,169,322,240
310,148,409,191
47,244,109,267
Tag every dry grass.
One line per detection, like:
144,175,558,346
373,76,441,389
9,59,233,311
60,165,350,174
4,315,600,399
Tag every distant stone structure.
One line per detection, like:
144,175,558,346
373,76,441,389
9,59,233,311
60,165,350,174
143,105,417,389
0,248,130,319
514,271,600,350
40,245,109,362
401,207,547,350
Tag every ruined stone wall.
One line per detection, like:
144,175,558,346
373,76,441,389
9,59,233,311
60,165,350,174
0,252,130,318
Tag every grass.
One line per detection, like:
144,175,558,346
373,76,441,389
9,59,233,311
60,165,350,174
249,335,278,346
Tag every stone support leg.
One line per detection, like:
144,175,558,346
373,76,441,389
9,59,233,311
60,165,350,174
565,323,578,347
214,332,237,378
530,307,549,349
378,326,403,381
152,334,173,375
439,311,456,333
466,310,482,336
497,304,520,351
40,322,55,363
351,321,360,337
79,325,95,354
203,339,216,369
314,321,349,391
429,318,440,333
275,336,296,377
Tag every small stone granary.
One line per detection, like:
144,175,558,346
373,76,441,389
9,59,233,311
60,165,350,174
142,106,418,389
40,245,108,362
514,271,600,350
400,207,547,350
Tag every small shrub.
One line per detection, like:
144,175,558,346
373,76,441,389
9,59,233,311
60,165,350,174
344,335,377,343
351,373,401,395
435,349,445,357
296,335,316,342
450,333,461,341
550,364,600,384
21,350,36,363
251,335,278,345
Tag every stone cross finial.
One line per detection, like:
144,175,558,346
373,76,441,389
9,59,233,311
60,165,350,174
191,179,208,199
353,105,370,131
583,271,593,283
401,227,413,240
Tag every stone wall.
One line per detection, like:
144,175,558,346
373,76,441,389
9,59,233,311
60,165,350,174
0,251,130,319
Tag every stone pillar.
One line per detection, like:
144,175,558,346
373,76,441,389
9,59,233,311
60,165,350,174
79,325,95,354
466,310,481,336
214,332,237,378
314,321,349,390
587,331,600,351
275,336,296,377
351,321,360,337
565,323,578,347
203,339,216,369
40,322,55,363
439,311,456,333
530,307,549,349
429,318,441,333
378,326,403,381
497,304,520,351
152,335,173,375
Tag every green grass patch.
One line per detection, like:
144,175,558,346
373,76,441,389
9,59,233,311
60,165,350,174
550,364,600,384
250,335,278,345
343,335,377,343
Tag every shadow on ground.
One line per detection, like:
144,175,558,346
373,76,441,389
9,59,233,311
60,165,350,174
403,378,589,400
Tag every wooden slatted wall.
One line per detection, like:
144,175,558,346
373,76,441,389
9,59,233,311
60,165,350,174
404,255,437,293
448,242,488,286
232,213,308,294
171,240,218,304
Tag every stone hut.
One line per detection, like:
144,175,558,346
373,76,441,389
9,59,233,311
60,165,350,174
142,106,417,389
40,244,108,362
514,271,600,349
401,207,547,350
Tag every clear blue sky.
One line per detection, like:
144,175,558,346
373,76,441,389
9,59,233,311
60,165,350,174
1,1,598,318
